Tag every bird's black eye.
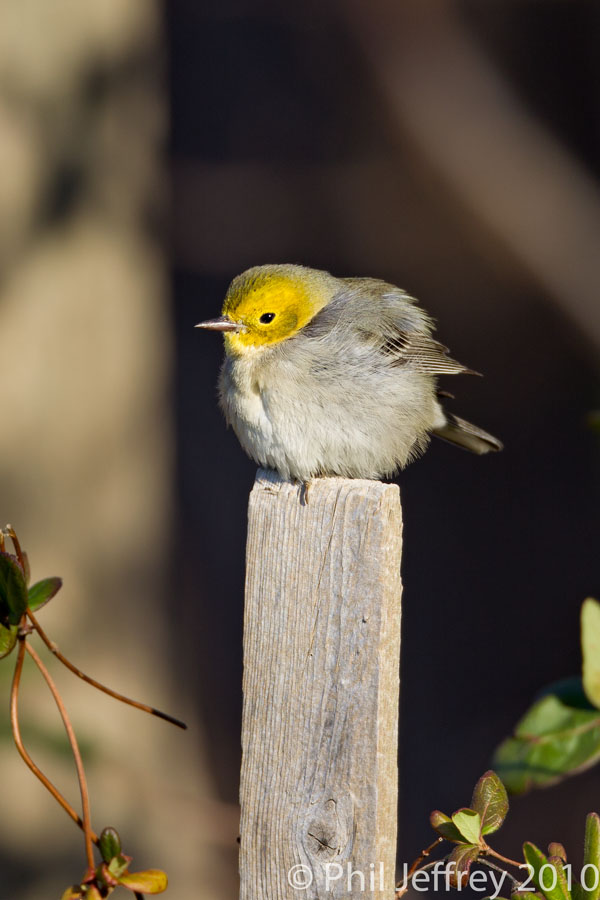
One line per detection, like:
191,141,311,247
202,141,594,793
260,312,276,324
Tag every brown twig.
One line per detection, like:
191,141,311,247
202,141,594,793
395,837,445,896
395,854,449,898
407,836,444,879
484,844,524,869
5,525,25,572
26,609,187,730
10,633,98,844
25,640,96,870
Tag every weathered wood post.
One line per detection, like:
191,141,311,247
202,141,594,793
239,468,403,899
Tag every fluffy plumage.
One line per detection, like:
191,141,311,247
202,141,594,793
198,264,502,480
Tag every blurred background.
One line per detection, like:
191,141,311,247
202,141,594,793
0,0,598,897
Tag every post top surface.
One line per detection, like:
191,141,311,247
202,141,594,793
253,467,400,503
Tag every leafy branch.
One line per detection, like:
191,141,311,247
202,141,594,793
0,525,186,897
397,770,600,900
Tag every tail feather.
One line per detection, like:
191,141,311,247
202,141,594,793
433,411,503,455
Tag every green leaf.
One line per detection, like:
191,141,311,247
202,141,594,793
493,686,600,793
451,808,481,844
0,553,27,625
0,623,18,659
581,813,600,900
471,770,509,835
523,842,570,900
447,843,480,888
118,869,168,893
27,577,62,612
107,853,132,879
99,827,122,864
582,600,600,709
430,810,465,842
549,855,573,900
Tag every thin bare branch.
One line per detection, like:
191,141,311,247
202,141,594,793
484,844,524,869
10,634,98,843
26,609,187,730
395,856,451,898
406,836,445,880
25,640,95,870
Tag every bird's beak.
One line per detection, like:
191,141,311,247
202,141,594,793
195,316,243,333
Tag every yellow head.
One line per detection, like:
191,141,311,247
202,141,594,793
196,264,336,355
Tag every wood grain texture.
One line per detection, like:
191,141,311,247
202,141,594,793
239,468,403,899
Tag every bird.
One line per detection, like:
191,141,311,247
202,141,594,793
196,264,502,481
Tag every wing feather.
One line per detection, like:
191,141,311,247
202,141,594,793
305,278,480,377
381,328,481,376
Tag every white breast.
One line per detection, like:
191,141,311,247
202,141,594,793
218,341,436,480
218,353,285,471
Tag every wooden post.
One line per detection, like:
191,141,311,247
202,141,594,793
239,469,402,899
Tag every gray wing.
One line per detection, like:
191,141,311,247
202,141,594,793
333,278,481,377
377,327,481,376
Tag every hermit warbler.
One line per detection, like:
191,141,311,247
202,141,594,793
196,264,502,481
